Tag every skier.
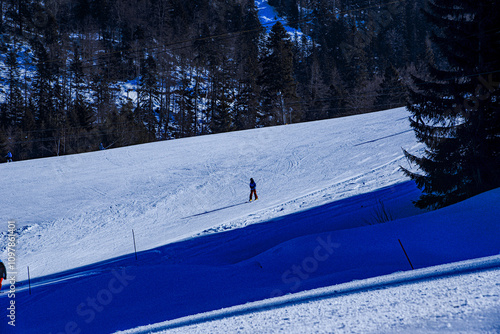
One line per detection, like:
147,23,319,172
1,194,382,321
99,143,105,150
0,260,6,291
5,151,12,163
249,178,258,202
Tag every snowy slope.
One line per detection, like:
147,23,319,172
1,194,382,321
113,186,499,334
1,107,499,334
120,254,500,334
1,107,422,280
2,177,499,333
256,0,307,39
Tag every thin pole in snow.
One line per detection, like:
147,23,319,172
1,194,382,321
398,239,414,270
132,229,138,260
27,266,32,295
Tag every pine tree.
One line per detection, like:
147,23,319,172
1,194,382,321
376,65,405,111
402,0,500,209
258,22,298,126
5,47,24,126
233,3,262,130
302,48,331,121
174,64,197,138
211,56,235,134
31,39,57,156
69,44,93,130
119,98,148,146
138,54,160,141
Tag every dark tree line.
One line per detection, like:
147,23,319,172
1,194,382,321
0,0,429,161
403,0,500,209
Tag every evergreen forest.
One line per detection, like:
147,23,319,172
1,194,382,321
0,0,428,160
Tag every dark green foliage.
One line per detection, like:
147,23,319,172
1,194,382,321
403,0,500,209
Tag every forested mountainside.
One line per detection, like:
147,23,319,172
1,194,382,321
0,0,428,160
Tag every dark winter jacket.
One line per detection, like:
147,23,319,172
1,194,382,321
0,261,6,279
250,180,256,190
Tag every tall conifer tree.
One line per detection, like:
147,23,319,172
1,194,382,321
234,3,263,130
138,54,160,140
212,56,236,133
403,0,500,209
258,22,298,126
5,48,24,126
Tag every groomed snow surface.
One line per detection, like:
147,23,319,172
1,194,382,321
122,255,500,334
0,107,499,333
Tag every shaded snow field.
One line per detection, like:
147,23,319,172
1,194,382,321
121,256,500,334
115,184,500,334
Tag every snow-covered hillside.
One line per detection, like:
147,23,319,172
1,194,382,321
256,0,308,39
1,107,499,334
1,107,422,280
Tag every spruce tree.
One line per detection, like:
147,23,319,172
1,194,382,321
234,3,262,130
258,22,298,126
212,56,235,134
31,39,57,156
174,64,197,138
69,44,93,130
376,65,405,111
5,48,24,126
403,0,500,209
138,54,160,140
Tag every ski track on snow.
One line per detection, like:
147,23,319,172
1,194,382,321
1,108,425,280
1,108,499,334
